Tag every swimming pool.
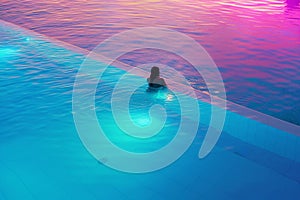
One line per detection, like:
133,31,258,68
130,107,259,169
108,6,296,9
1,20,300,199
2,0,300,126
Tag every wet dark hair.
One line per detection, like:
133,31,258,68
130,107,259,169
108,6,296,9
150,66,159,82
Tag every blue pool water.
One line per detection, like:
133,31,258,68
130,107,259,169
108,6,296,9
1,20,300,199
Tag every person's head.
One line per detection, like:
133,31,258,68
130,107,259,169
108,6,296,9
150,66,160,80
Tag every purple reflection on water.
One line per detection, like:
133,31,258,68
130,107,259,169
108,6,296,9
286,0,300,8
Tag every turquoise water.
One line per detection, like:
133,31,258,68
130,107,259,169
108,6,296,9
1,20,300,199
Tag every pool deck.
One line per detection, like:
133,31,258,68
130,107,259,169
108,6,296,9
0,126,300,200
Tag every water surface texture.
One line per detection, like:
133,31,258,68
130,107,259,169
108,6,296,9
2,0,300,125
1,20,300,200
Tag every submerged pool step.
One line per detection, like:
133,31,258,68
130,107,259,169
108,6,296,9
223,105,300,163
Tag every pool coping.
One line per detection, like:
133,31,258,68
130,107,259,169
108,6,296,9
1,19,299,137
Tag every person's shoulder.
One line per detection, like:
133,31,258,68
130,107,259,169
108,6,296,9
158,78,166,86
